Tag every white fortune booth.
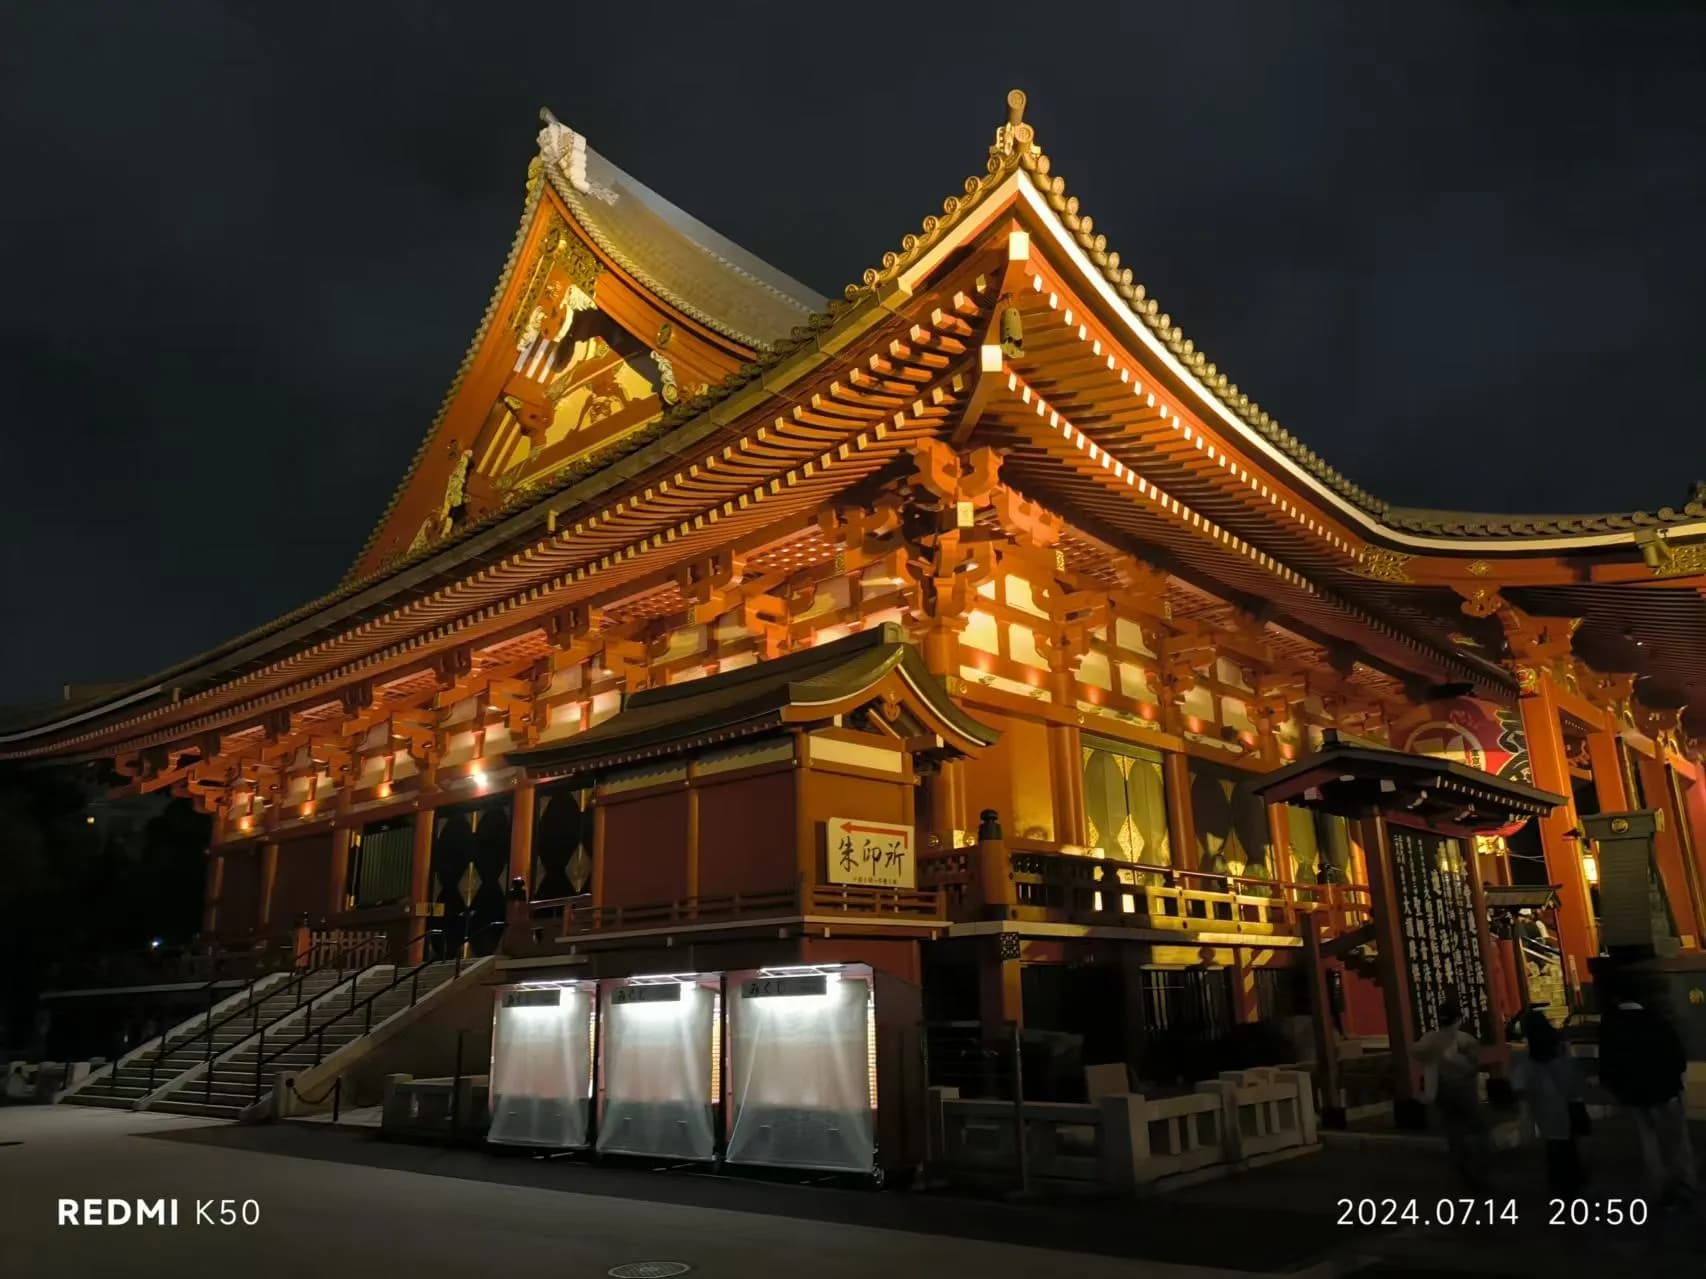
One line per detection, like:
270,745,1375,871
487,980,595,1148
724,964,880,1175
596,974,720,1161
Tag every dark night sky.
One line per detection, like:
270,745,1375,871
2,3,1703,706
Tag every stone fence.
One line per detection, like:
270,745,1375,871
929,1066,1316,1194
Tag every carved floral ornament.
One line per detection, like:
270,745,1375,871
512,212,602,346
1351,547,1413,583
1637,530,1706,579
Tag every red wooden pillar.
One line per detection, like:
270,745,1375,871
1585,727,1630,813
590,796,608,908
922,622,967,843
977,937,1023,1028
1358,815,1418,1107
1228,947,1258,1023
508,780,536,891
255,841,280,933
1047,670,1087,846
1637,754,1701,946
1665,765,1706,947
1517,674,1597,983
1301,918,1344,1125
202,851,225,936
1164,752,1197,871
327,828,355,915
408,811,434,962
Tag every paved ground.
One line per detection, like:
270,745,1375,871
2,1102,1703,1278
0,1105,1254,1279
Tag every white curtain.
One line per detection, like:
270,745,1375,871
726,972,875,1173
597,981,717,1160
487,984,593,1148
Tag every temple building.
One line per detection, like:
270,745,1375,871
10,93,1706,1132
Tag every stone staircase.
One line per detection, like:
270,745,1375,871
61,969,351,1111
151,960,469,1120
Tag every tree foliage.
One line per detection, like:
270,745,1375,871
0,763,209,1047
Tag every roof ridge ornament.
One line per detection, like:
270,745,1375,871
536,109,617,206
990,89,1038,164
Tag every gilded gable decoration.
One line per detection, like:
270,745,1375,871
512,215,602,346
1351,547,1413,584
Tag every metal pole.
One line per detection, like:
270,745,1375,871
332,1076,342,1124
1010,1021,1030,1196
253,1030,265,1104
450,1030,464,1138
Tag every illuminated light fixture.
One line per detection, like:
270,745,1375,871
302,801,316,818
239,815,253,833
1582,853,1600,885
376,781,392,799
85,815,96,825
470,766,488,788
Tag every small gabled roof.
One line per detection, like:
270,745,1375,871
1251,731,1566,836
509,623,998,781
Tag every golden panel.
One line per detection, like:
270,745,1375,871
1351,547,1414,583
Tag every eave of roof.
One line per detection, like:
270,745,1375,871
1382,500,1706,540
931,94,1704,559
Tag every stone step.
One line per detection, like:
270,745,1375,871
172,1084,267,1103
62,1093,138,1110
151,1100,245,1119
224,1055,318,1070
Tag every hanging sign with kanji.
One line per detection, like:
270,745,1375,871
825,817,916,890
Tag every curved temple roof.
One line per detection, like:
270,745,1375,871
536,112,825,351
5,91,1703,754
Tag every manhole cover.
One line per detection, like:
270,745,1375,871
608,1265,691,1279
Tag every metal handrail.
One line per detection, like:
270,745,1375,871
183,931,397,1104
119,963,281,1097
249,927,453,1105
105,973,223,1096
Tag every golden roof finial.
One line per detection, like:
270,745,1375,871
991,88,1036,162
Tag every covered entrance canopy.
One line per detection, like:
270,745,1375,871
1252,732,1566,1126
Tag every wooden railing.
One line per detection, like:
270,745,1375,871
304,928,389,971
807,882,944,918
1005,848,1370,936
554,882,945,938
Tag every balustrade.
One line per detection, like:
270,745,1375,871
1004,845,1368,935
549,882,947,939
